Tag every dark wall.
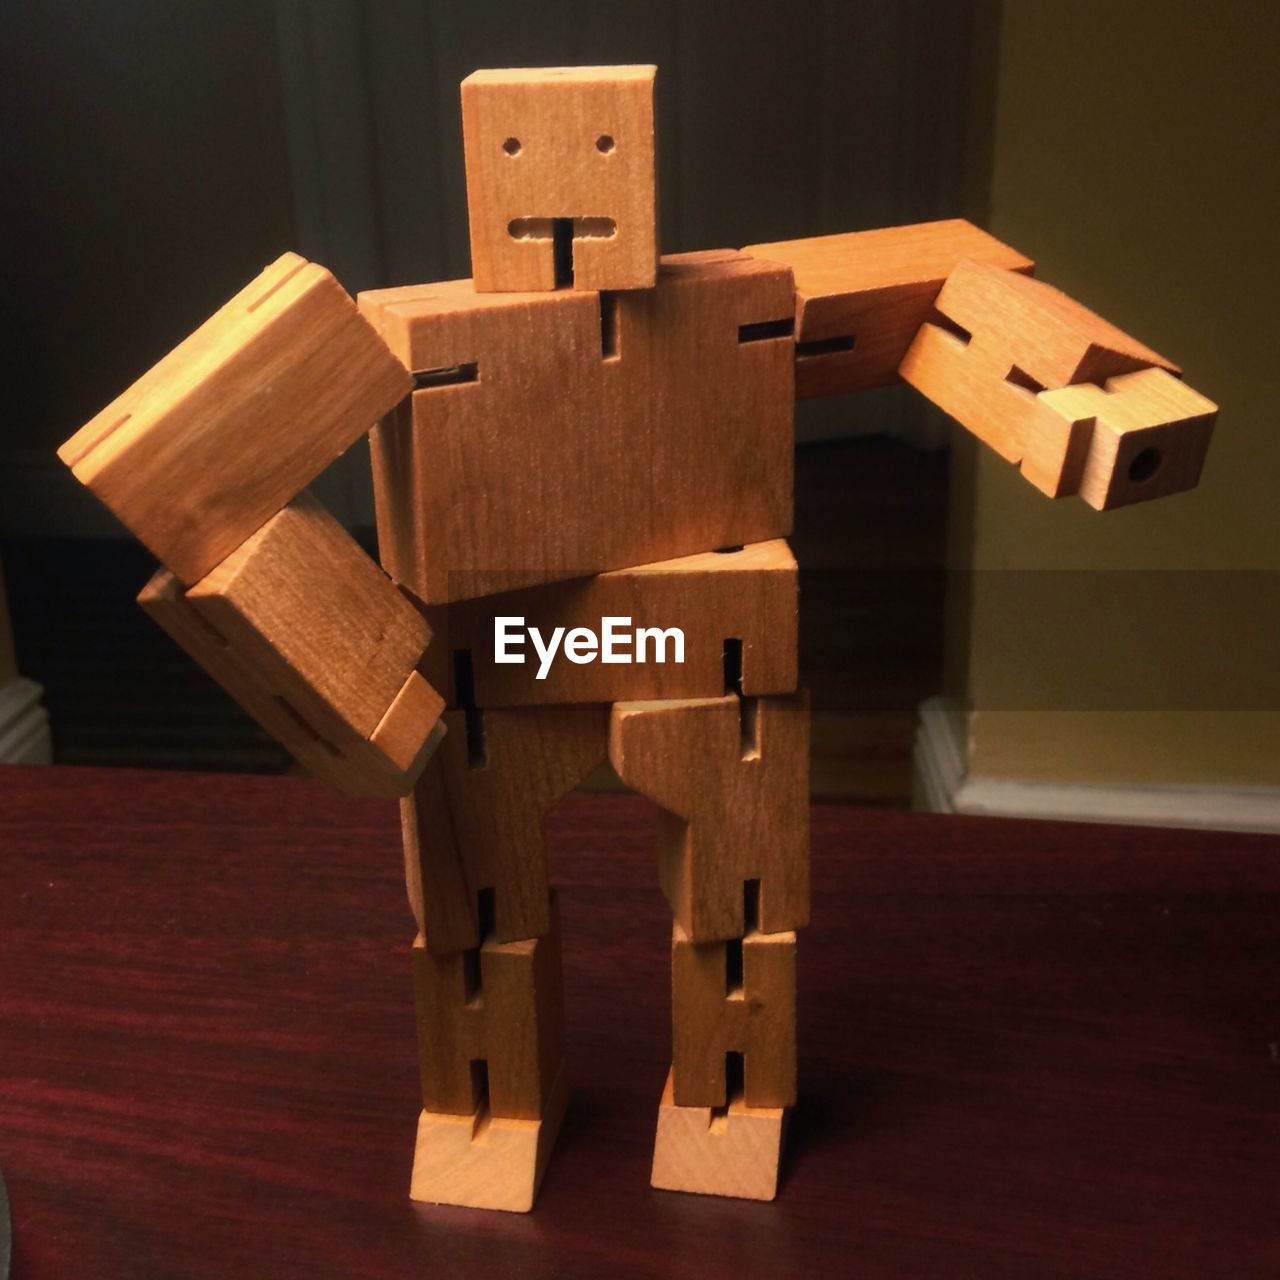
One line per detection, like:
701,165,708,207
1,1,295,462
275,0,975,293
1,0,979,534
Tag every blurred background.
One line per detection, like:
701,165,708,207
1,0,1276,826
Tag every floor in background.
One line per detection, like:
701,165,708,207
1,437,948,805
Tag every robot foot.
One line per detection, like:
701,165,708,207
409,1065,568,1212
650,1068,787,1201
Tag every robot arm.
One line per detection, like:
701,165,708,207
897,255,1216,508
743,220,1216,509
58,254,445,797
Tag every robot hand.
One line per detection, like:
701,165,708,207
899,256,1217,509
744,221,1216,510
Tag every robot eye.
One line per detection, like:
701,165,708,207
502,137,521,156
596,134,615,153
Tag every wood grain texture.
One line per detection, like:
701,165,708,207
58,253,410,584
900,258,1180,466
671,922,796,1109
934,257,1177,387
418,540,797,707
1024,366,1218,508
2,766,1279,1276
410,1065,569,1213
139,493,443,797
461,66,657,292
412,896,565,1120
610,693,810,943
742,219,1033,398
650,1069,785,1202
361,251,795,603
402,705,606,954
899,321,1040,462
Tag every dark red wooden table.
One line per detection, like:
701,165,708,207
1,764,1277,1278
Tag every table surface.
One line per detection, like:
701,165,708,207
1,764,1277,1279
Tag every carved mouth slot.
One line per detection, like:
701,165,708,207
508,217,557,242
507,216,618,240
552,218,574,287
573,216,616,239
507,217,618,288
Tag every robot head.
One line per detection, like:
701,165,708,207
461,66,658,293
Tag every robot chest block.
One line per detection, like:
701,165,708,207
360,250,796,603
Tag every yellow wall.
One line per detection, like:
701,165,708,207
948,1,1280,787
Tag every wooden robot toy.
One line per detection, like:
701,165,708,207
57,66,1217,1211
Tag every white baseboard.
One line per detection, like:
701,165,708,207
0,677,52,764
913,695,1280,835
